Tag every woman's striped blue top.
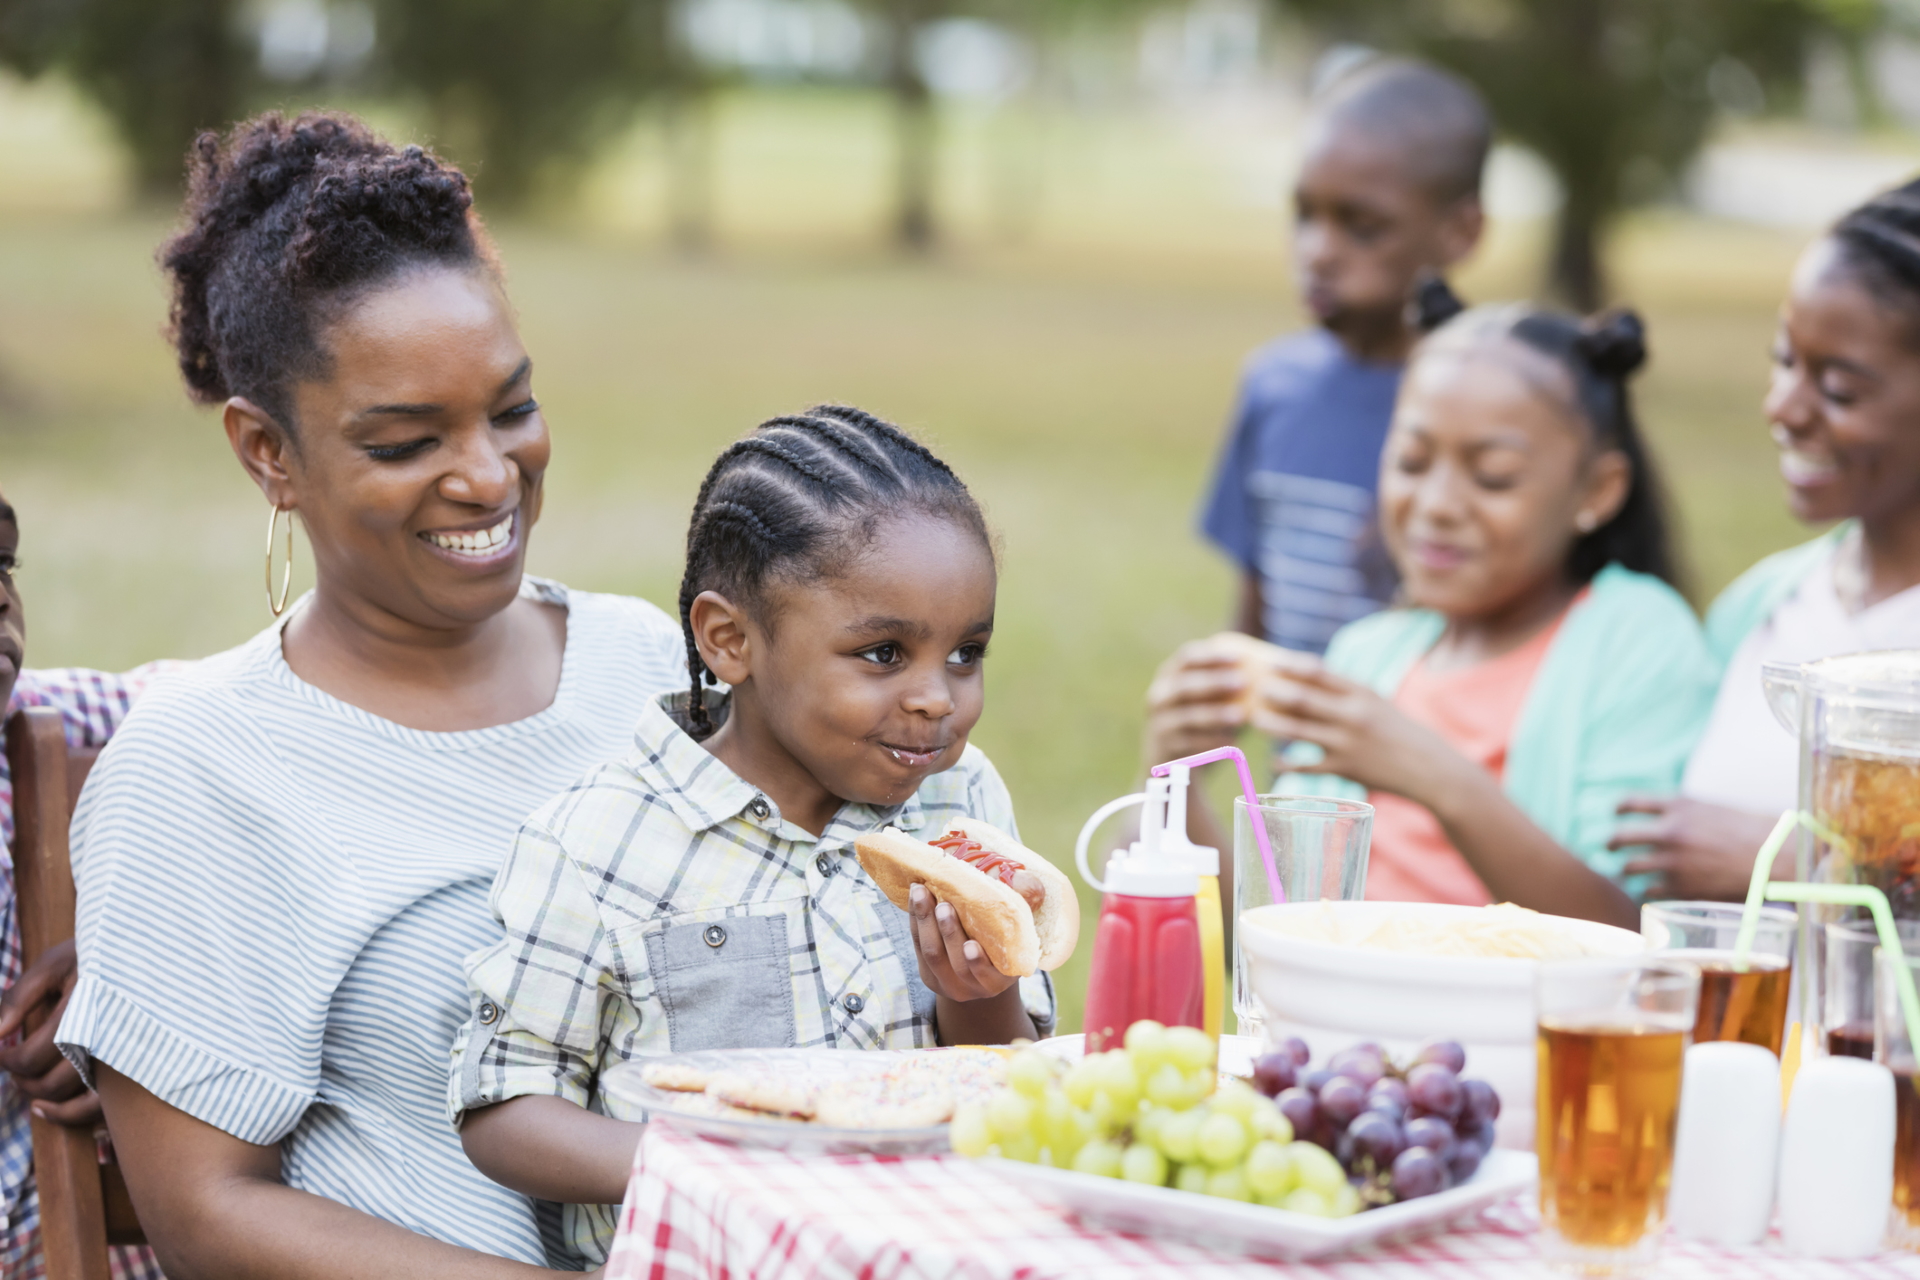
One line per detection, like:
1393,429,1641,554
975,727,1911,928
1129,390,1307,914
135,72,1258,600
57,579,687,1265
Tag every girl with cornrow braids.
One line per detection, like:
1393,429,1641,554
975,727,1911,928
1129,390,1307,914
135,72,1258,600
1613,179,1920,900
61,111,692,1277
1234,287,1720,928
456,406,1052,1266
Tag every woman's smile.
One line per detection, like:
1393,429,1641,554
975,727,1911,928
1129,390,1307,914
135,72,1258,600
1771,426,1842,492
420,509,519,567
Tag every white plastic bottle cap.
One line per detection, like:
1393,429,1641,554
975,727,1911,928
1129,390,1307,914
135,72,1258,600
1101,858,1200,898
1086,773,1201,899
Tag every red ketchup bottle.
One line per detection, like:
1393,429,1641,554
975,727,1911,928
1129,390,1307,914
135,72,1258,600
1077,774,1205,1053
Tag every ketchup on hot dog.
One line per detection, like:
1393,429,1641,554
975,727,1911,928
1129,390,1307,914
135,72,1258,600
929,832,1025,888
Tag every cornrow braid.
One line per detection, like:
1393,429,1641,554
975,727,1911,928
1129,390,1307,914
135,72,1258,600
831,407,962,481
1832,181,1920,331
728,437,840,490
676,405,990,740
783,415,889,477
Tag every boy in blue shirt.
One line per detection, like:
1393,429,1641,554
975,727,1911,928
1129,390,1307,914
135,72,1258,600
1202,57,1491,654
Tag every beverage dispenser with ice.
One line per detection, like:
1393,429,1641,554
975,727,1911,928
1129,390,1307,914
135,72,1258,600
1763,651,1920,1048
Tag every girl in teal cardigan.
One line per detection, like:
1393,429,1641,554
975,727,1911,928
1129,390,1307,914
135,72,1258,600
1148,291,1716,929
1277,561,1714,914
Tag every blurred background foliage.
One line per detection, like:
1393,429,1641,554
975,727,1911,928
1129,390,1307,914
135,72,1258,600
5,0,1920,1027
1280,0,1881,306
5,0,1919,287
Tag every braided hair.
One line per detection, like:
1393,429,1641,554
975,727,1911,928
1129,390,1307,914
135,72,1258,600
677,405,991,740
1412,280,1682,591
161,111,492,432
1830,177,1920,333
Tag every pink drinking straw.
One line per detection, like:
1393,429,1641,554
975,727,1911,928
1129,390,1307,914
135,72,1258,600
1150,745,1285,904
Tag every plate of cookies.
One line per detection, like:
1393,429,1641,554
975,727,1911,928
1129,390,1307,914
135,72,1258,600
601,1045,1010,1154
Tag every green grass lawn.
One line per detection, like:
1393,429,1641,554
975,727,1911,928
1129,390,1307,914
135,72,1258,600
0,83,1817,1033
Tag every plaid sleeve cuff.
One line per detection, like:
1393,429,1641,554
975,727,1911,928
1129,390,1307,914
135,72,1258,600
447,947,597,1126
1020,971,1058,1039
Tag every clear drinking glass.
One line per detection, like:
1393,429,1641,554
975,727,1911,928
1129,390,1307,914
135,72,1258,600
1535,958,1700,1276
1825,919,1920,1061
1875,947,1920,1250
1641,901,1795,1055
1230,794,1371,1040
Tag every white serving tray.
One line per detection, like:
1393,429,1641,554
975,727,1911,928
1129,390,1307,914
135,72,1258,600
987,1148,1537,1262
602,1048,960,1156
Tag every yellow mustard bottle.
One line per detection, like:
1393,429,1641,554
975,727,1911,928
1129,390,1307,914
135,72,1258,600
1157,761,1225,1037
1194,868,1225,1037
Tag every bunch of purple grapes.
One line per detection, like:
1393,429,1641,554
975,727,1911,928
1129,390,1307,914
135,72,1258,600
1249,1038,1500,1205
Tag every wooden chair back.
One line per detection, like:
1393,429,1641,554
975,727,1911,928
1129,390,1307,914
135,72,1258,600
8,706,145,1280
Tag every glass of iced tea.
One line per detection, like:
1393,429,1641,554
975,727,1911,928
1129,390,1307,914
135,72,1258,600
1825,920,1920,1060
1641,901,1794,1054
1876,947,1920,1250
1536,958,1699,1275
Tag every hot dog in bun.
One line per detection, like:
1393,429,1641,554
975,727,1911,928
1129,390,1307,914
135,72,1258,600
855,818,1079,977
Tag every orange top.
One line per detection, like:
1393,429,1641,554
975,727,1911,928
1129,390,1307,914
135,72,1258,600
1363,601,1578,906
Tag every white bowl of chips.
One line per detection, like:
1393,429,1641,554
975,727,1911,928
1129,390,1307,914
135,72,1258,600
1238,901,1646,1150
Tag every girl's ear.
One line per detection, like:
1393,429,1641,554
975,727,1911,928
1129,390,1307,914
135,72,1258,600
1576,448,1632,535
689,590,754,686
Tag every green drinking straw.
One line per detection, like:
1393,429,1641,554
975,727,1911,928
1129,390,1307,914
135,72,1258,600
1730,810,1797,964
1731,809,1920,1064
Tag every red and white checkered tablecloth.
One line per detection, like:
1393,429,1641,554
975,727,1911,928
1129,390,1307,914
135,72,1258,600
606,1125,1920,1279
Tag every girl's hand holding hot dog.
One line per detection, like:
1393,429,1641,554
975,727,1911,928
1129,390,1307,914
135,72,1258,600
908,884,1020,1003
858,818,1078,1002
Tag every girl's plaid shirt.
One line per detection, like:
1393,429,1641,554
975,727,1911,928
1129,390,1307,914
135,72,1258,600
448,694,1054,1262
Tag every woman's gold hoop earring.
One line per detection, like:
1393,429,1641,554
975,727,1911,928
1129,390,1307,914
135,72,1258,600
266,505,294,617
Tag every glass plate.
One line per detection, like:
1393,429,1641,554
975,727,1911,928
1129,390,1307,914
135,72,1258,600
601,1046,1000,1155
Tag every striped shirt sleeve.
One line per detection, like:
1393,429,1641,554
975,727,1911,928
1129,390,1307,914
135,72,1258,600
60,679,334,1145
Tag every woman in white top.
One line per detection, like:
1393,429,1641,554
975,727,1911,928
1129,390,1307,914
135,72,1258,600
1612,179,1920,898
57,112,685,1275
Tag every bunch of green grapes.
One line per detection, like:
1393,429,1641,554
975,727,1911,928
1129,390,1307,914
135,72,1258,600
951,1021,1361,1218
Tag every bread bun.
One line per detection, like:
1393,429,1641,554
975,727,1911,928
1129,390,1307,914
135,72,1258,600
1207,630,1294,713
855,819,1079,977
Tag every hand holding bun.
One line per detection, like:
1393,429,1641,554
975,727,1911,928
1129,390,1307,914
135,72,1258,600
855,818,1079,977
1204,630,1321,716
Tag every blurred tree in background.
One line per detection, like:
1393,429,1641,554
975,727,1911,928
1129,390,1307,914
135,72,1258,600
1277,0,1881,308
0,0,675,208
370,0,671,209
859,0,941,251
0,0,252,195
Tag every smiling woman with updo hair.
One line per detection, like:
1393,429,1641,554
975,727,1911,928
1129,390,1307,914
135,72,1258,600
55,112,686,1275
1609,177,1920,899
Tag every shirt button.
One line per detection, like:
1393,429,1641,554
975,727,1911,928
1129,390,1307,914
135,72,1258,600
815,853,833,876
842,993,865,1015
478,1001,499,1025
749,797,771,820
703,924,727,948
